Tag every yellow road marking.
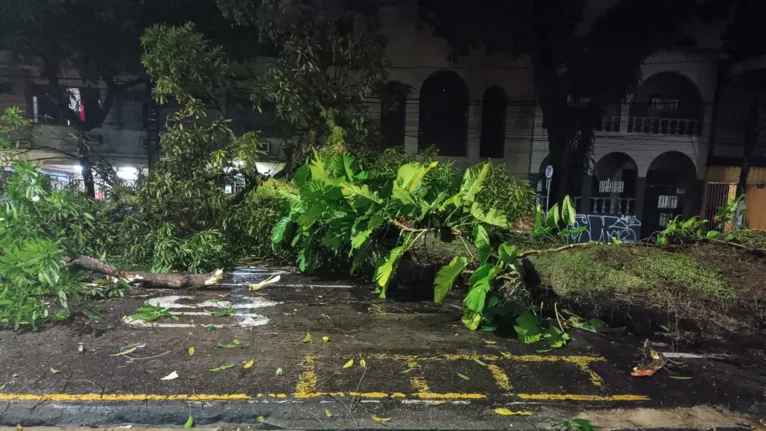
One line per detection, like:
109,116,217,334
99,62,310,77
487,364,512,390
295,354,318,398
407,359,431,393
0,392,648,402
516,394,650,402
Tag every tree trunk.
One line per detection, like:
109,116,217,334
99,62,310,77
737,97,760,197
66,255,225,289
77,131,96,198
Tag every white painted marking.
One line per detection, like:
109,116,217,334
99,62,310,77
661,352,731,360
126,286,282,329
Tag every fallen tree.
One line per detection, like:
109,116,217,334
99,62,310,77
66,256,224,289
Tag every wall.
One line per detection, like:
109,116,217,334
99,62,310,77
371,3,537,176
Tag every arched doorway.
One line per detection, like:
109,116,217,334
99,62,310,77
628,72,703,136
380,80,409,149
643,151,697,235
591,153,638,215
418,70,469,157
479,86,507,158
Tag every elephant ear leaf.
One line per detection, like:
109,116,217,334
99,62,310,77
433,256,468,303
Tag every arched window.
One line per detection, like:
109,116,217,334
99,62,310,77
418,70,469,157
380,81,408,149
479,86,507,158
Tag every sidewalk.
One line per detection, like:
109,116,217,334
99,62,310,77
0,267,762,430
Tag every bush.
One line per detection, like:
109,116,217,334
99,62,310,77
476,164,535,224
0,108,101,329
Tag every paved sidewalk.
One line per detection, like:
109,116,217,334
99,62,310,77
0,267,763,429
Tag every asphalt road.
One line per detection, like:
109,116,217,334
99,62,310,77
0,267,763,430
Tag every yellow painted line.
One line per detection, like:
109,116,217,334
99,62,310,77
516,394,650,402
487,364,512,390
294,354,318,398
0,392,648,402
414,392,488,400
0,393,254,402
407,359,430,393
371,352,606,365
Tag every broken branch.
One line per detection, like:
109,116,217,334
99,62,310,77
66,255,224,289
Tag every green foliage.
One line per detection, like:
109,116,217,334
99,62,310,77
0,108,111,330
714,195,744,231
552,418,598,431
475,165,536,224
131,305,178,323
531,196,582,240
655,216,709,246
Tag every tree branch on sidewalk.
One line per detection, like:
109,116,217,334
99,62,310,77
66,256,224,289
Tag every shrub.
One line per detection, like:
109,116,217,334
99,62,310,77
475,164,535,224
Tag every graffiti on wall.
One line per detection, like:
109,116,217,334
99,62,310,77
569,214,642,243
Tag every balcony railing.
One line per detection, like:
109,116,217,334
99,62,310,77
626,117,701,136
590,197,636,215
595,115,621,132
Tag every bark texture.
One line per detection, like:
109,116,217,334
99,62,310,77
67,255,224,289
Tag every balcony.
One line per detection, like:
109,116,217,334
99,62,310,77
626,117,701,136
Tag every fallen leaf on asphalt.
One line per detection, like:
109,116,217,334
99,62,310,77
188,347,195,357
203,309,213,316
276,368,283,376
248,274,281,291
322,336,330,342
205,326,216,332
184,415,193,429
371,416,390,423
669,376,693,380
483,339,497,345
360,359,367,368
209,364,236,372
214,343,238,350
16,424,22,431
320,314,331,319
257,416,265,422
0,384,6,391
49,368,59,375
343,359,354,369
325,409,333,417
474,358,487,367
110,344,146,357
493,408,532,416
11,373,18,379
457,373,471,380
110,347,137,357
303,332,312,343
161,371,179,381
233,338,240,345
244,360,255,370
401,368,415,374
78,343,84,353
535,349,552,354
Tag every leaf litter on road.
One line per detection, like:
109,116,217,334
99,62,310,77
49,368,59,375
325,409,333,417
343,359,354,369
188,347,195,357
209,364,236,372
161,371,179,381
371,416,390,423
243,360,255,370
494,408,532,416
474,358,487,367
303,332,312,343
457,373,471,380
110,344,146,357
184,415,193,429
360,358,367,368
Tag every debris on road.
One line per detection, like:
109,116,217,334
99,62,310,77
631,340,668,377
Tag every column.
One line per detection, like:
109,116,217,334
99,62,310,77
635,177,646,238
579,174,593,213
619,94,633,133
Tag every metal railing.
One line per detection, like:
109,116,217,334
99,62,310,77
626,117,701,136
595,115,621,132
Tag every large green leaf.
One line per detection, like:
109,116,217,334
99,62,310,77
473,224,491,264
463,286,487,314
271,216,292,244
350,228,372,249
341,152,356,181
513,312,543,344
433,256,468,303
562,195,576,226
340,183,382,204
277,190,303,214
461,311,482,330
498,242,517,267
309,152,328,182
373,245,406,298
296,206,325,228
470,203,508,228
460,163,489,203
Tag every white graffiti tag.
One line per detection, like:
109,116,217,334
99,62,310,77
570,214,642,243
